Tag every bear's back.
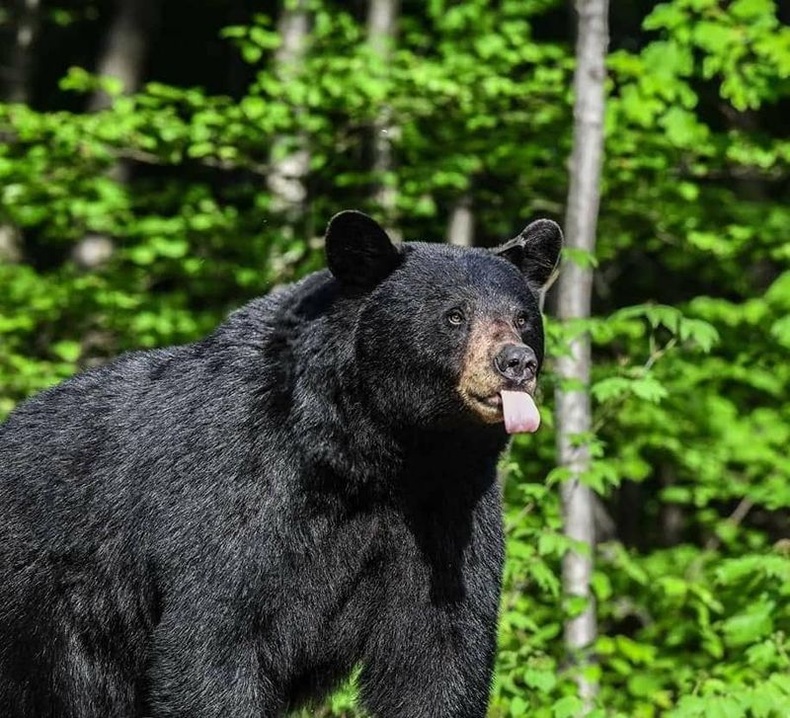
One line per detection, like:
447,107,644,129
0,272,341,537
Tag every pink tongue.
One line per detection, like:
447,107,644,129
500,391,541,434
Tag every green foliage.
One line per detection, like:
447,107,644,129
1,0,789,715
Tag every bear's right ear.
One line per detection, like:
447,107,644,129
325,210,401,288
492,219,563,291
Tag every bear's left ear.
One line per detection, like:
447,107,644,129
325,210,401,289
492,219,563,290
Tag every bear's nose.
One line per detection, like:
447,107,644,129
494,344,538,383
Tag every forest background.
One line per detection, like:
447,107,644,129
0,0,788,716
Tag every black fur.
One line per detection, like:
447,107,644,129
0,212,561,717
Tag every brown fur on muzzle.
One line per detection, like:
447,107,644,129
457,319,535,424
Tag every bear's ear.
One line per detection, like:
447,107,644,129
492,219,563,290
325,210,401,288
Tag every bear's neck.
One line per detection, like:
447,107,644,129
272,282,510,493
293,344,508,493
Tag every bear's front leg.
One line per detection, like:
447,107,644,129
356,465,505,717
143,607,282,718
359,596,499,718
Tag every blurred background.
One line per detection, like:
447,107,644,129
0,1,788,716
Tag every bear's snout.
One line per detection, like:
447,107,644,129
493,344,537,384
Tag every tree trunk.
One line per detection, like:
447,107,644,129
226,0,250,99
266,0,311,227
88,0,156,112
555,0,609,710
659,463,684,547
5,0,40,104
73,0,156,269
367,0,399,228
1,0,42,264
446,194,474,247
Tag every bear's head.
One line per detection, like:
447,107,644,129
325,211,562,436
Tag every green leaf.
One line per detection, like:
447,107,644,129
552,695,585,718
629,375,669,403
721,601,775,647
523,667,557,693
562,246,599,269
52,341,81,362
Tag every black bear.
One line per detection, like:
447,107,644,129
0,211,561,717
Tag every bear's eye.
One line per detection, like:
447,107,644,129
446,309,465,326
515,313,529,329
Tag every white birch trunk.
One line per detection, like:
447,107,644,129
555,0,609,710
446,194,474,247
267,0,311,222
367,0,399,226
